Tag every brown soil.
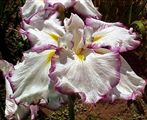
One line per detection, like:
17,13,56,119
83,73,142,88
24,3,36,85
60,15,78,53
39,97,147,120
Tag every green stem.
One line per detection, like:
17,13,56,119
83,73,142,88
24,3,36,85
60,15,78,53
68,95,76,120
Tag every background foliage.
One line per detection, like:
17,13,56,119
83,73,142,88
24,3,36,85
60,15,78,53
0,0,146,119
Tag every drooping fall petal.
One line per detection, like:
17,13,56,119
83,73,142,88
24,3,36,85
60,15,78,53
21,12,65,48
5,73,29,120
91,26,140,52
105,56,146,101
10,50,66,109
85,17,123,31
50,50,120,103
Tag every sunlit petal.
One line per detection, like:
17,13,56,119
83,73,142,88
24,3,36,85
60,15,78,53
21,0,45,19
50,50,120,103
105,56,146,101
11,50,55,103
85,17,123,31
73,0,102,18
42,12,65,36
21,12,64,48
92,26,140,52
5,75,29,120
64,13,84,32
23,22,58,47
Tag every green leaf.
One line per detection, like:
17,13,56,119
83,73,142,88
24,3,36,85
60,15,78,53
131,20,146,35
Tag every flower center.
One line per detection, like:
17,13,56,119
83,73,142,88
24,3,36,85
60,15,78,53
46,50,56,63
49,32,60,42
93,35,103,43
76,53,85,61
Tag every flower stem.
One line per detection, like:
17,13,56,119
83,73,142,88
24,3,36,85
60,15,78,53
68,95,76,120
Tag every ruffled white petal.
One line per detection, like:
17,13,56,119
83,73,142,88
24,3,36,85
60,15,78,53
92,26,140,52
10,49,67,111
21,0,45,19
50,50,120,103
85,17,123,31
105,56,146,101
11,50,55,103
5,76,29,120
23,22,58,47
22,12,65,48
42,13,65,35
73,0,102,18
28,11,65,36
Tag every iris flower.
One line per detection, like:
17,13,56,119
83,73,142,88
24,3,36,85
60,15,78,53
1,0,146,119
16,11,146,105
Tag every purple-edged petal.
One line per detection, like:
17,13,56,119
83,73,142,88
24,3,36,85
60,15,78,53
105,56,146,101
11,50,55,103
21,12,65,48
5,75,29,120
50,50,120,103
0,60,28,119
10,50,67,111
73,0,102,19
85,17,123,31
23,22,58,47
28,11,64,35
92,26,140,52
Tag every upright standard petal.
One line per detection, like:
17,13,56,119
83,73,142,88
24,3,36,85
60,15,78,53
10,49,67,111
50,50,120,103
42,12,65,36
91,26,140,52
64,13,84,32
73,0,102,19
